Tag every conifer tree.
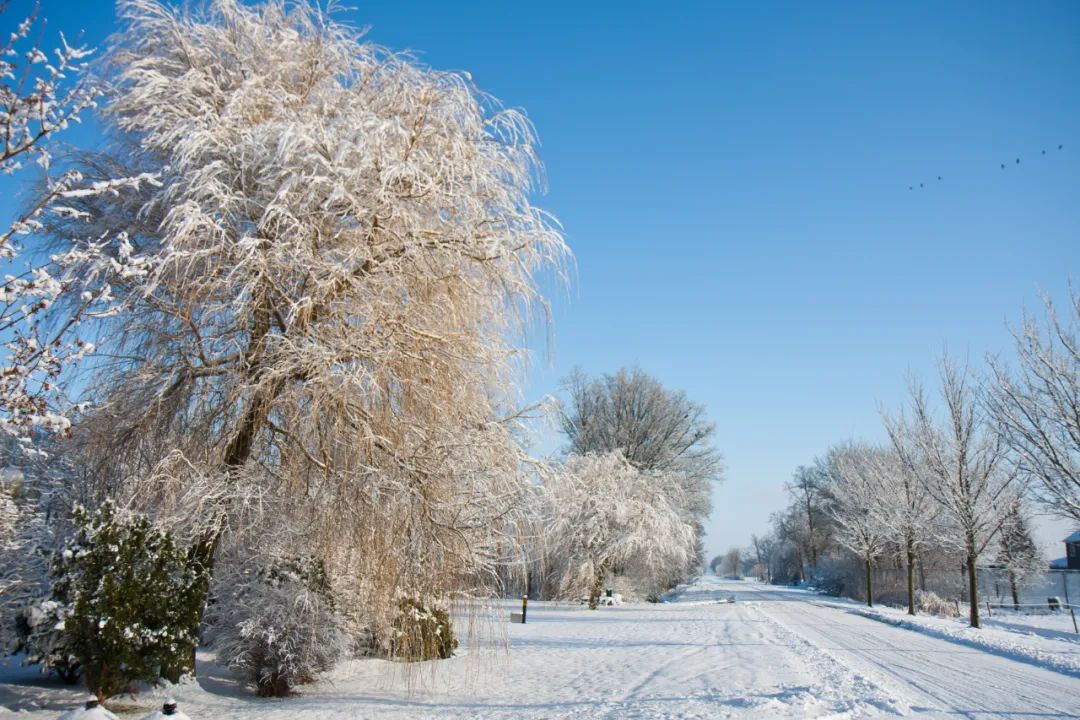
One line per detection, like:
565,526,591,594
52,502,205,700
996,505,1044,608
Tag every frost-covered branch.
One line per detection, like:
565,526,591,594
987,292,1080,522
0,2,155,446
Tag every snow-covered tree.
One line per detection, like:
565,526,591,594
786,461,834,576
750,533,774,582
893,358,1021,628
988,292,1080,523
0,434,82,656
768,507,811,583
879,420,939,615
0,1,155,446
715,547,742,578
995,503,1044,608
559,367,721,579
37,0,567,657
545,451,694,609
826,443,892,607
51,501,205,700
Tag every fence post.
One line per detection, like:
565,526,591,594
521,594,528,624
954,599,961,616
1071,607,1078,635
985,600,991,617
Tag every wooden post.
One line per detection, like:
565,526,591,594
985,600,992,617
954,599,961,616
1070,608,1078,634
521,594,528,624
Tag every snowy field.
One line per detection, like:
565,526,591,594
2,577,1079,719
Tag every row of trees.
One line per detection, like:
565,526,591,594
745,293,1077,628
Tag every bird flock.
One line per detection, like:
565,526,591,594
908,143,1065,190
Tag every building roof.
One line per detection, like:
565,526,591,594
1066,529,1080,543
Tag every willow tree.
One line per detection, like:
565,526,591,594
47,0,567,648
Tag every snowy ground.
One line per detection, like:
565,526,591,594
3,577,1079,719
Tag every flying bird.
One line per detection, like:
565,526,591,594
1016,158,1021,164
937,176,942,180
1001,163,1006,169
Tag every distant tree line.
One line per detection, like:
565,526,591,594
747,292,1077,628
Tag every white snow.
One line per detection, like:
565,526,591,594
2,577,1078,719
53,705,118,720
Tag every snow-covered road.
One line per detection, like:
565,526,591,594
2,577,1078,719
725,581,1080,719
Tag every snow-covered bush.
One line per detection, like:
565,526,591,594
389,598,458,661
51,501,205,700
2,450,73,659
212,556,350,697
915,590,959,618
809,553,860,598
16,597,80,683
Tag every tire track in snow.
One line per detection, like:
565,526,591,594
746,583,1080,719
745,600,906,717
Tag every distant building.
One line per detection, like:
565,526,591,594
1062,530,1080,571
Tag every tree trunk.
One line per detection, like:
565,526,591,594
865,556,874,607
967,550,981,628
183,366,286,672
806,497,818,570
588,561,609,610
905,540,916,615
1009,570,1020,609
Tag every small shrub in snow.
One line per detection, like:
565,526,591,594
915,590,958,618
213,556,350,697
15,597,80,683
51,501,205,700
389,598,458,661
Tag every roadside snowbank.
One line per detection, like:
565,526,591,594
850,605,1080,678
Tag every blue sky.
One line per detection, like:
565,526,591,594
3,1,1079,558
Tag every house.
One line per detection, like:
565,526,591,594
1064,530,1080,571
